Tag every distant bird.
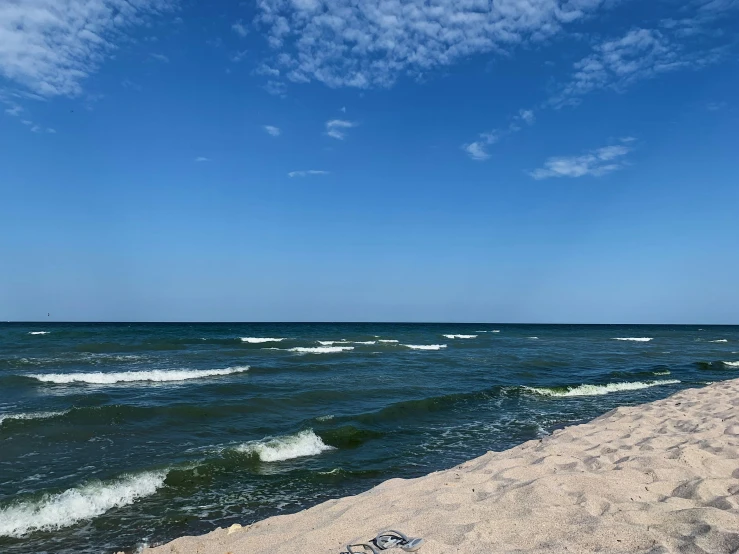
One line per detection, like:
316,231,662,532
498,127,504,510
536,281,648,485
48,313,50,317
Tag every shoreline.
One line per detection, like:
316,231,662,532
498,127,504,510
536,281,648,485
143,378,739,554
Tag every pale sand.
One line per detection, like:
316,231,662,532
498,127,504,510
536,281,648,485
144,380,739,554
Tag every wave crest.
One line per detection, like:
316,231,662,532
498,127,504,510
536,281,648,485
613,337,653,342
235,430,334,462
28,366,249,384
443,334,477,339
288,347,353,354
524,379,680,397
240,337,284,343
404,344,447,350
0,471,166,537
28,331,50,335
0,411,67,427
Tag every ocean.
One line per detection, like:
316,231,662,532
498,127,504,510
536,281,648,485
1,323,737,553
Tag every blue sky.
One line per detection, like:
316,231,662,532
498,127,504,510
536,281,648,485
1,0,737,323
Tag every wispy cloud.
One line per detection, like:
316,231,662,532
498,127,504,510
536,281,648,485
255,0,610,89
706,101,727,111
463,131,498,161
530,139,634,180
325,119,356,140
121,79,143,92
263,125,281,136
230,50,248,63
195,156,211,162
232,20,248,38
288,170,329,177
264,80,287,97
150,53,170,63
0,0,173,97
552,25,729,107
463,108,535,160
4,105,22,117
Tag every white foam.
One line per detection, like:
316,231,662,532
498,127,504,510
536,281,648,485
525,379,680,397
241,337,284,343
289,347,353,354
492,330,500,333
378,340,399,343
723,361,739,367
653,370,671,376
353,341,377,345
528,336,539,340
0,471,165,538
0,411,67,427
316,414,334,421
235,430,334,462
404,344,447,350
443,334,478,339
317,340,348,346
709,339,728,343
28,366,249,384
28,331,49,335
613,337,653,342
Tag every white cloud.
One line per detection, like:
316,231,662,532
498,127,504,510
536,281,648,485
150,53,170,63
0,0,173,97
255,0,612,89
232,20,248,38
231,50,248,63
195,156,211,162
463,107,535,160
463,131,498,161
552,26,728,107
518,109,536,126
121,79,143,91
263,125,281,136
288,169,329,177
530,139,634,179
325,119,356,140
706,101,727,111
46,127,56,133
264,80,287,96
4,105,22,116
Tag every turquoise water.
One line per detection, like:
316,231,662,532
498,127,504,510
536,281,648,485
1,323,737,553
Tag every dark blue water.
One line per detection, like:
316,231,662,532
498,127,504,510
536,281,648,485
0,323,737,553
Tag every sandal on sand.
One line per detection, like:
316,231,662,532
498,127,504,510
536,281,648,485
346,544,381,554
374,530,423,552
344,529,423,553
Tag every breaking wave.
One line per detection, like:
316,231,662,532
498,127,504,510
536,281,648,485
378,339,399,343
234,430,334,462
723,361,739,367
240,337,284,343
0,471,166,537
709,339,728,343
524,379,680,397
288,347,354,354
443,334,477,339
403,344,447,350
613,337,653,342
27,366,249,384
0,411,67,427
28,331,50,335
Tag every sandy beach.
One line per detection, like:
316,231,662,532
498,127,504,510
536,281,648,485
143,378,739,554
